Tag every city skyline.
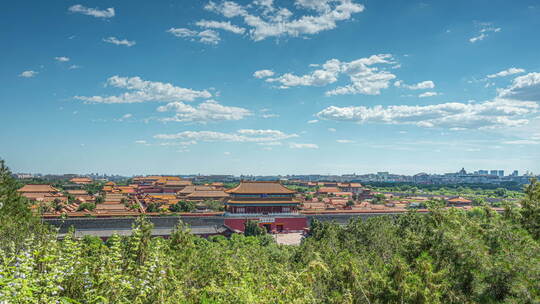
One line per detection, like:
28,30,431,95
12,167,535,178
2,0,540,175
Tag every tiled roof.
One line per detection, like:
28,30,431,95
164,180,192,186
186,190,229,198
226,181,295,194
18,184,59,193
226,200,299,205
178,185,216,194
67,190,88,195
317,187,340,193
447,197,472,203
69,177,92,183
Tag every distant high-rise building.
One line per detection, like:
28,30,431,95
512,170,519,176
498,170,504,177
490,170,498,176
478,170,489,175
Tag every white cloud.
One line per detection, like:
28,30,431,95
419,91,439,98
54,56,70,62
74,76,211,104
307,119,319,123
114,113,133,122
68,4,115,18
103,37,136,47
154,129,298,143
68,65,81,70
261,113,279,118
195,20,245,34
469,33,486,43
469,24,501,43
156,100,251,123
336,139,355,143
224,151,231,155
202,0,364,41
328,128,336,132
253,69,275,78
316,98,539,130
487,67,525,79
502,139,540,145
497,72,540,101
19,70,38,78
394,80,435,90
264,54,397,96
135,140,147,144
257,141,282,146
167,28,221,44
289,143,319,149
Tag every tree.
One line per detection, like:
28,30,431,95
169,200,196,212
53,198,63,211
520,178,540,240
244,220,267,237
95,195,104,204
0,159,47,253
494,187,507,198
204,200,224,211
146,202,161,213
472,197,486,206
77,202,96,211
372,193,386,204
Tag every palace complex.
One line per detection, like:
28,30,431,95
223,181,308,233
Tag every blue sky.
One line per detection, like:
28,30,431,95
1,0,540,176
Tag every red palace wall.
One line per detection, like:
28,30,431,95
224,216,307,233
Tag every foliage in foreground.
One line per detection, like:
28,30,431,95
1,160,540,303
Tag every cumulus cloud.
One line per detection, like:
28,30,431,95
307,119,319,123
68,4,115,18
54,56,70,62
156,100,251,123
394,80,435,90
487,67,525,79
253,69,275,78
103,37,136,47
167,28,221,44
200,0,364,42
316,98,538,129
154,129,298,143
19,70,38,78
337,139,355,143
195,20,245,34
497,72,540,102
263,54,397,96
419,91,439,98
74,76,211,104
289,143,319,149
469,24,501,43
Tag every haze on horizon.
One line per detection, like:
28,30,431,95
1,0,539,176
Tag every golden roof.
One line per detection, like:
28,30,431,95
226,181,295,194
